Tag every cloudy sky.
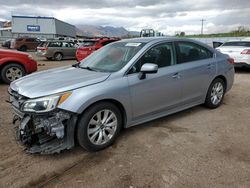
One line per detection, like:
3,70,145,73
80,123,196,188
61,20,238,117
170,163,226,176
0,0,250,35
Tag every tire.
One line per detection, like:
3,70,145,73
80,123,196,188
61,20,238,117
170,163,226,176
54,52,63,61
19,45,27,51
1,63,25,84
77,102,122,151
205,78,225,109
46,57,53,60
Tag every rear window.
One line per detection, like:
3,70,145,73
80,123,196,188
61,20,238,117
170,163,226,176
48,42,62,47
80,41,96,47
38,42,47,47
222,41,250,47
101,40,117,46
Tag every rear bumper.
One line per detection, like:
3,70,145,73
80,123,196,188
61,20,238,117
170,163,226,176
35,52,47,57
234,62,250,68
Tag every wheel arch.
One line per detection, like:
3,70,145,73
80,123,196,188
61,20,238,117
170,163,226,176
73,98,128,145
54,51,63,57
213,75,227,91
0,61,27,73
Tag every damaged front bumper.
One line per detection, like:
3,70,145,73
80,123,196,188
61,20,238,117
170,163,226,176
9,88,77,154
13,108,77,154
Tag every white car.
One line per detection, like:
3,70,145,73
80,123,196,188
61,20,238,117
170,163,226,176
216,40,250,68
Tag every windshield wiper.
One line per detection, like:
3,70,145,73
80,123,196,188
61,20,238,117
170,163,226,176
72,62,80,68
80,66,96,71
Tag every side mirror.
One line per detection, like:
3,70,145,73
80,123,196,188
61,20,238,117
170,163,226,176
138,63,158,80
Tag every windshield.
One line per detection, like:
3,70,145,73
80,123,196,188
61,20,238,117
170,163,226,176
79,41,145,72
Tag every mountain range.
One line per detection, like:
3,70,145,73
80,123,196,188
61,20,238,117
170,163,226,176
76,25,140,37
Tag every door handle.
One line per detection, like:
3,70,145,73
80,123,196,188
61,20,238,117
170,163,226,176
172,73,181,79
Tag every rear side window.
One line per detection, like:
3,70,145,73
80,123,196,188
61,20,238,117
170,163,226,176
222,41,250,47
175,42,213,63
48,42,62,47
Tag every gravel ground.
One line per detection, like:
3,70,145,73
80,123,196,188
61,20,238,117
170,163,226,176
0,51,250,188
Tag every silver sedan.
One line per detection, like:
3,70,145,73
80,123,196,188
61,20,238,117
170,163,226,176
9,37,234,154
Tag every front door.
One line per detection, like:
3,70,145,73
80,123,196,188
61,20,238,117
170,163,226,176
127,42,183,120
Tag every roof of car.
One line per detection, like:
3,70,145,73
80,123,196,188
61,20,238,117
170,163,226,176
121,37,179,43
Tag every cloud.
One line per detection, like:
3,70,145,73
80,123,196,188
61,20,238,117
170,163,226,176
0,0,249,34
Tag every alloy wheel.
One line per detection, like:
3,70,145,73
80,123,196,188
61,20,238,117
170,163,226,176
87,109,118,145
210,82,224,105
5,67,23,81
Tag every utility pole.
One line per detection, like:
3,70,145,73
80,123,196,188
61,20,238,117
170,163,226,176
200,19,206,35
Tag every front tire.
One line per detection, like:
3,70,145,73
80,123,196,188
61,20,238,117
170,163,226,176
205,78,225,109
77,102,122,151
1,63,25,84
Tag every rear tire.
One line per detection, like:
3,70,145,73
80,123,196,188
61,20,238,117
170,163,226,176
205,78,225,109
77,102,122,151
1,63,25,84
54,52,63,61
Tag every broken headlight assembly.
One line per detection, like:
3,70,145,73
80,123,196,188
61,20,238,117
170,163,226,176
21,92,71,113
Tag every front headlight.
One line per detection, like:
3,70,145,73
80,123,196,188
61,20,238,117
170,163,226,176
22,92,71,113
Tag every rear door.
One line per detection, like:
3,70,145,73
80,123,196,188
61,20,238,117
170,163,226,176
174,41,216,104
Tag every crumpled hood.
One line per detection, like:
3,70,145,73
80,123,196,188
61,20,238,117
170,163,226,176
10,66,111,98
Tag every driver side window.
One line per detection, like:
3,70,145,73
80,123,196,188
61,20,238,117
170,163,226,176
129,42,175,74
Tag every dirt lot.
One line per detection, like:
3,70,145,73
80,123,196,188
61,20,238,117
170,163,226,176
0,52,250,188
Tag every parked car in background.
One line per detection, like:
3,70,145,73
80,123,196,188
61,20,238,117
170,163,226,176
14,37,41,51
0,49,37,84
36,40,77,61
1,39,11,48
76,37,120,61
216,40,250,68
9,37,234,154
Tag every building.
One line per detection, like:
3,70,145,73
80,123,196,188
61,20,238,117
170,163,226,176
0,15,76,39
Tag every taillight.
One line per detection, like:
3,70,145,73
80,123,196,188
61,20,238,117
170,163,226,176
227,58,234,64
241,49,250,54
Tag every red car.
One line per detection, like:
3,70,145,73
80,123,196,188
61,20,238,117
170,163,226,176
0,49,37,84
76,37,120,61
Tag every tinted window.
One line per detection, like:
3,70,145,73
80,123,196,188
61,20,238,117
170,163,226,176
62,42,70,47
130,42,175,73
222,41,250,47
48,42,62,47
176,42,213,63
